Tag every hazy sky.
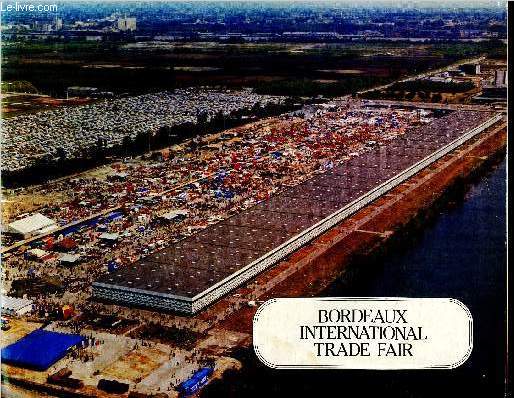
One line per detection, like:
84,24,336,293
55,0,506,5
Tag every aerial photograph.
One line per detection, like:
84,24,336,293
0,0,508,397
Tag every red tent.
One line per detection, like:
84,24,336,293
56,237,78,252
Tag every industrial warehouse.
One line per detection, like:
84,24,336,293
92,110,501,313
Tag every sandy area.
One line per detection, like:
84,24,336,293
1,319,42,349
101,346,170,383
2,191,69,224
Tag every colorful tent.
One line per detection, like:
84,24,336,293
1,329,85,370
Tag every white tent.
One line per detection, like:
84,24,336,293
59,253,81,264
99,232,119,241
8,214,57,238
1,296,33,316
27,248,50,260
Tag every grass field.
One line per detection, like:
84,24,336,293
3,40,503,98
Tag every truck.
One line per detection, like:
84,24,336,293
177,367,214,396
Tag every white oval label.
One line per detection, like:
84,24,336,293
253,297,472,369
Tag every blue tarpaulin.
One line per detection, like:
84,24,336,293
178,368,213,395
61,225,81,236
104,211,123,222
223,190,234,199
87,218,100,227
107,261,118,273
1,329,85,370
214,189,234,199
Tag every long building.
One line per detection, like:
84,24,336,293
92,110,502,314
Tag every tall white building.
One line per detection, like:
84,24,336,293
55,17,63,30
117,17,136,32
494,69,507,86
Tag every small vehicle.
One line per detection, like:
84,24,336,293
1,317,11,331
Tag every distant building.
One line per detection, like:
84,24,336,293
86,35,103,41
494,69,507,86
117,17,136,32
482,85,507,99
54,17,63,30
427,76,454,83
448,69,465,77
67,86,98,98
472,85,507,104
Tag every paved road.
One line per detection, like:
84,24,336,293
355,56,485,95
364,99,500,112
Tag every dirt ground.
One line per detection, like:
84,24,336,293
101,346,170,383
2,191,69,224
0,319,43,348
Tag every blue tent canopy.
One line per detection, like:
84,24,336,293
178,368,213,395
87,218,100,227
1,329,85,371
61,225,81,236
104,211,123,222
223,190,234,199
108,261,118,273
